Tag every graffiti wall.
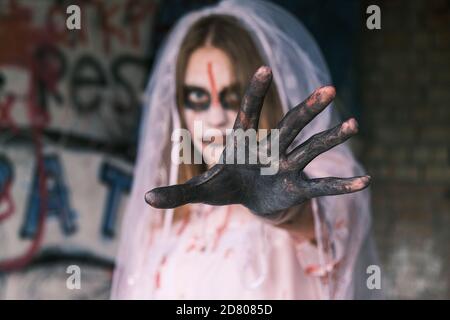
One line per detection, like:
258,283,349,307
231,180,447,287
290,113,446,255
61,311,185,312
0,0,157,299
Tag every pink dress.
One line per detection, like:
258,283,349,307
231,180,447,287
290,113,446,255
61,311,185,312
147,201,347,299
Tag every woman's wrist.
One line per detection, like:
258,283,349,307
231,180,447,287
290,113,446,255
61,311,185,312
271,200,316,243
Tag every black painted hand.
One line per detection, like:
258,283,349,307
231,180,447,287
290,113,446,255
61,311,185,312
145,66,370,220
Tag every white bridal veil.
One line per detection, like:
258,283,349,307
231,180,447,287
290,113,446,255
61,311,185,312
112,0,380,299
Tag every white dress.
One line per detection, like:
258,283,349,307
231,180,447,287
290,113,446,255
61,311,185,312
150,203,334,299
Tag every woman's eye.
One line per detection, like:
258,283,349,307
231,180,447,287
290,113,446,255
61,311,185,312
221,90,241,110
184,87,210,111
188,91,208,103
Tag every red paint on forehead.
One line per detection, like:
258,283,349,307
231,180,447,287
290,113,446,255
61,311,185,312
207,61,219,106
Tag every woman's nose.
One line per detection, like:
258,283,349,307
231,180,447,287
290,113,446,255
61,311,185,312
206,102,228,127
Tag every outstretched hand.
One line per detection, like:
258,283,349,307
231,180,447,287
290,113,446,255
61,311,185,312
145,66,370,220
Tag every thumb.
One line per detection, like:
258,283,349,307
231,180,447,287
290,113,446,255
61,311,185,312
145,184,194,209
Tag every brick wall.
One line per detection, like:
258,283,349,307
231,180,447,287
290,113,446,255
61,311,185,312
360,0,449,299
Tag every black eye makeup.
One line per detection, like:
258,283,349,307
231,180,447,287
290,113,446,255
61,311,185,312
184,86,211,111
183,84,241,111
219,84,241,110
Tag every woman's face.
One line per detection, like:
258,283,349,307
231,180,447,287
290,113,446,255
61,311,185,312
183,46,241,165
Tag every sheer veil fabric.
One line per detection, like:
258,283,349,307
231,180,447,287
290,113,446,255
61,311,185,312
111,0,381,299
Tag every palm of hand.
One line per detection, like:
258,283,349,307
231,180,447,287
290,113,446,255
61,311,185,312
145,66,370,219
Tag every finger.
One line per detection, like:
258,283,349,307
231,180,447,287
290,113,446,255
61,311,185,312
233,66,272,130
286,118,358,169
305,175,371,198
145,184,196,209
276,86,336,152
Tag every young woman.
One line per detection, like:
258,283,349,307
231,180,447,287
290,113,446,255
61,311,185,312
112,0,381,299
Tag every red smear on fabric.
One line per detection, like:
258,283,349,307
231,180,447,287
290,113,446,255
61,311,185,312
186,242,196,253
305,264,320,275
148,222,155,246
176,211,190,236
185,234,200,253
335,219,346,229
155,272,161,289
224,248,233,259
155,255,167,289
212,208,232,250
